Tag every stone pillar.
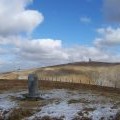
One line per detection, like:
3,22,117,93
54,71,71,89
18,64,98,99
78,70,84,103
28,74,39,98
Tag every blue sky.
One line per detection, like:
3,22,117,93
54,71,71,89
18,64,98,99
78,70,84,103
0,0,120,72
30,0,103,46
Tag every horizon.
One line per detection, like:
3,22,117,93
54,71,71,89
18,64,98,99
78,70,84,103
0,0,120,72
1,60,120,73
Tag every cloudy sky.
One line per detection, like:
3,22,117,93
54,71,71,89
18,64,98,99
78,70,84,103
0,0,120,72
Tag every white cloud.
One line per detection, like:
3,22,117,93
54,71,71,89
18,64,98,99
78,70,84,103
0,35,108,66
0,60,5,65
0,0,44,35
0,36,69,63
0,0,120,72
94,27,120,47
104,0,120,22
80,16,91,23
0,35,120,72
17,39,69,62
65,46,110,62
0,36,23,45
0,48,7,55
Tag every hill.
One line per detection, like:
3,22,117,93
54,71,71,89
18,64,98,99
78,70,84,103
0,61,120,88
0,69,36,80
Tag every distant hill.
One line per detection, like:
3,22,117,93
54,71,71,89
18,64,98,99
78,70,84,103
0,61,120,88
0,69,36,80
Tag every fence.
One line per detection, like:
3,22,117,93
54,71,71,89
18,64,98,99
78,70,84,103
38,75,120,89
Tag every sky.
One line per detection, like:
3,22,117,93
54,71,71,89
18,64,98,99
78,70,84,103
0,0,120,72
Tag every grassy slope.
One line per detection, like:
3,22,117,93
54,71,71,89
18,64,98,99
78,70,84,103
36,62,120,88
0,69,36,80
0,61,120,88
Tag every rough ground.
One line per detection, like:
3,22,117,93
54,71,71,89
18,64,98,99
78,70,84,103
0,81,120,120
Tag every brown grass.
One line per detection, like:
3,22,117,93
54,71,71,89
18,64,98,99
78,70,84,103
0,80,120,93
40,80,120,94
68,98,90,104
18,100,47,109
8,108,34,120
82,107,96,112
0,80,27,92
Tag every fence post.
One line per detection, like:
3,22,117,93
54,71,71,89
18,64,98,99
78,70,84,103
72,78,73,83
89,79,90,85
79,79,81,83
66,78,67,83
100,81,102,86
60,78,61,82
114,81,117,89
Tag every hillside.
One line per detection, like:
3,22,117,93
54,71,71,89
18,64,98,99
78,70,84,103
0,69,36,80
0,61,120,88
36,62,120,88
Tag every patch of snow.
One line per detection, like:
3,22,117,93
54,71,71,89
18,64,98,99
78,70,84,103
40,89,71,100
0,91,27,111
25,89,119,120
27,101,119,120
0,98,16,111
92,107,117,120
26,102,82,120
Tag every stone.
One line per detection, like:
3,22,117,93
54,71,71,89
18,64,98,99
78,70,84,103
28,74,39,98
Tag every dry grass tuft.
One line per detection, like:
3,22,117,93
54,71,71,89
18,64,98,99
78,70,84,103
31,115,64,120
68,98,90,104
8,108,34,120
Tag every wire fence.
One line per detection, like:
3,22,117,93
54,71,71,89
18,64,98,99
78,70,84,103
38,75,120,89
